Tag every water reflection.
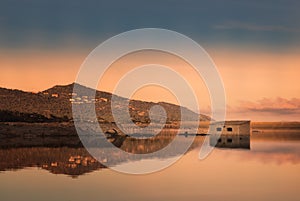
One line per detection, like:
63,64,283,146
0,129,299,177
0,147,104,178
210,135,250,149
0,136,205,177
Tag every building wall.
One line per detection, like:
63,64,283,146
239,122,251,135
209,121,250,135
209,121,251,149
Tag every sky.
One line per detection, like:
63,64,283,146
0,0,299,121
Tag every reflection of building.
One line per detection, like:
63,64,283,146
210,135,250,149
209,121,251,149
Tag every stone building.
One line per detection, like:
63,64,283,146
210,120,251,135
209,121,251,149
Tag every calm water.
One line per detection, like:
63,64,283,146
0,131,299,201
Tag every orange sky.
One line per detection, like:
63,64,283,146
1,47,299,121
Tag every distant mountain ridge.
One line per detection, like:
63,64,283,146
0,83,211,123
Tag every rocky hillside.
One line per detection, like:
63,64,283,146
0,83,211,123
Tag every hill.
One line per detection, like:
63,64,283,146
0,83,211,123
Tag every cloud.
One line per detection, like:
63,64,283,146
213,21,300,33
238,97,300,115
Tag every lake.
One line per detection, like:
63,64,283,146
0,129,299,201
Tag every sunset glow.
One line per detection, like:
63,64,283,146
1,46,299,121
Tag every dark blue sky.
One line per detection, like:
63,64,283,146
1,0,299,50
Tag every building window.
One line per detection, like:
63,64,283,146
227,138,233,143
216,127,222,131
227,127,233,132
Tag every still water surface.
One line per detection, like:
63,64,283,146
0,132,299,201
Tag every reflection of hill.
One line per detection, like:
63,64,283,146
0,147,105,178
1,121,299,177
1,135,300,176
0,136,205,177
